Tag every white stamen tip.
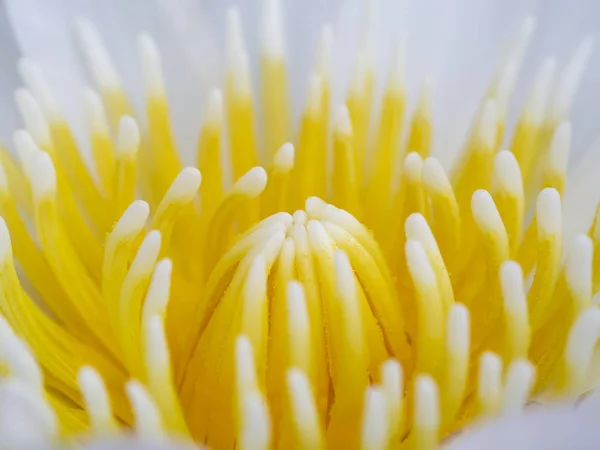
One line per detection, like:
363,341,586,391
130,230,162,277
334,105,353,136
550,36,594,123
305,196,327,218
261,0,284,58
405,240,436,287
204,88,223,128
478,351,503,412
316,25,333,81
403,152,424,182
422,157,451,194
165,167,202,204
565,234,593,304
361,387,389,449
447,303,470,353
500,261,526,307
547,121,571,175
125,381,164,437
145,315,169,370
502,359,535,413
286,368,321,447
306,74,323,116
116,115,140,157
138,33,165,97
18,59,60,119
471,189,504,233
113,200,150,239
565,308,600,390
83,87,110,136
13,129,40,168
536,188,562,239
0,316,41,390
236,335,258,395
77,366,114,431
414,375,440,434
233,167,268,198
143,258,173,322
525,58,556,125
493,150,523,195
14,88,52,148
240,392,271,450
75,17,121,90
28,151,57,199
334,250,356,302
273,143,295,172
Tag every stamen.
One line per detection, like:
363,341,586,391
197,88,224,220
77,366,117,433
205,166,268,269
502,359,535,413
119,230,162,377
286,281,312,375
492,150,524,254
471,189,510,267
83,88,114,191
565,235,593,315
144,315,189,435
139,33,166,98
263,143,295,217
236,335,259,398
18,59,60,120
332,105,360,216
226,7,258,180
442,303,470,429
405,213,454,313
500,261,530,360
151,167,201,253
543,121,571,194
142,258,172,325
139,33,181,200
563,308,600,393
114,116,140,217
422,157,460,264
548,36,595,126
75,18,131,126
360,387,389,450
125,380,165,438
380,359,403,443
477,351,503,416
240,255,269,367
529,188,562,328
14,88,53,150
0,315,42,391
405,240,444,378
413,375,440,450
260,0,290,161
239,391,271,450
407,77,433,158
286,368,323,449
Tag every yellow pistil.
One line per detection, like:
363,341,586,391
0,4,598,450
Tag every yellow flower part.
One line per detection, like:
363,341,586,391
0,2,599,450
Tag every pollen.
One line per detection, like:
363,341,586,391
0,1,598,450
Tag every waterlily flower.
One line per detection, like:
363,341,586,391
0,0,600,449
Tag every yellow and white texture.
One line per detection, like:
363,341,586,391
1,0,600,448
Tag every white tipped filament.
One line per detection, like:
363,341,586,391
500,261,530,359
502,359,535,413
360,387,389,450
77,366,117,433
14,88,52,149
286,369,323,449
413,375,440,450
125,380,165,438
477,352,503,416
